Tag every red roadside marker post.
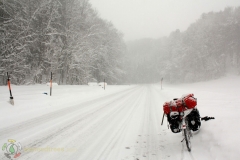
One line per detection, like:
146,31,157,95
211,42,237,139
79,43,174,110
7,72,14,105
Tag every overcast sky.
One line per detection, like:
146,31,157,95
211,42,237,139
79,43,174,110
89,0,240,41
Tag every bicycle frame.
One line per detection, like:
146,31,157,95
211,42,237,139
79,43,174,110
181,109,192,128
180,109,193,152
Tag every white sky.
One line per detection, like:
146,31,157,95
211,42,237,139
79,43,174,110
89,0,240,41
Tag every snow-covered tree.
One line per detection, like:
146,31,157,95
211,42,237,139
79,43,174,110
0,0,126,85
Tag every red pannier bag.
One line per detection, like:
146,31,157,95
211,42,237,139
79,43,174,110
181,93,197,109
163,93,197,115
163,99,184,115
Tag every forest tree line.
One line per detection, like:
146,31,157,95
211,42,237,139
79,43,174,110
125,7,240,83
1,1,240,85
0,0,126,85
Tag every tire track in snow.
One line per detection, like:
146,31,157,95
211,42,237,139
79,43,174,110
0,86,138,140
0,86,140,160
133,85,162,160
94,86,147,160
132,84,179,160
64,86,147,160
12,86,144,160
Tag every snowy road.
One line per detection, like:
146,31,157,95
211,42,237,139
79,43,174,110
1,77,240,160
1,85,167,160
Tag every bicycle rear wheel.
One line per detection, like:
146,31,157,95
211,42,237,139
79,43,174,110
184,129,191,151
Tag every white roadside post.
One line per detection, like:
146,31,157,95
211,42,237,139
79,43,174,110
104,79,105,90
50,72,53,96
161,78,163,90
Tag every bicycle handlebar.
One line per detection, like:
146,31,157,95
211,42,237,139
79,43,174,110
201,116,215,121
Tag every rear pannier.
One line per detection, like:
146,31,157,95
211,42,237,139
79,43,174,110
182,93,197,109
163,93,197,115
162,93,199,133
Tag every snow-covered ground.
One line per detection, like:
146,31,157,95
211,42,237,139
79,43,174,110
0,75,240,160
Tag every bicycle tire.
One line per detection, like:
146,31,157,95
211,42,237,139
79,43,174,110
184,129,191,151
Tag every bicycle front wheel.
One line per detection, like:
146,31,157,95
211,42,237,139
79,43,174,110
184,129,191,151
